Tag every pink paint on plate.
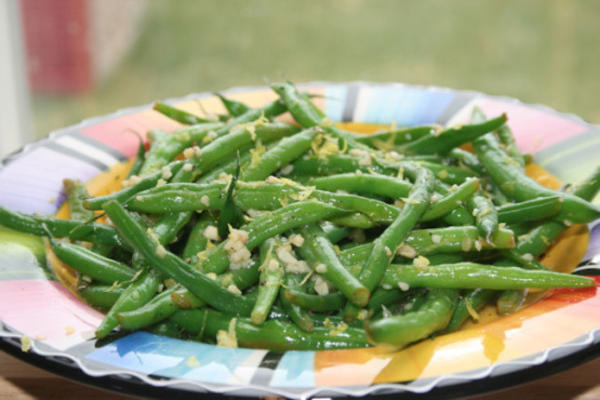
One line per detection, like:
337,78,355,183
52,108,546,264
80,109,182,157
477,99,588,154
0,280,103,350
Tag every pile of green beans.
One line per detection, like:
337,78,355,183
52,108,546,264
3,82,598,351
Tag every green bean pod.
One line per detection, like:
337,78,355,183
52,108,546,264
339,226,515,266
400,114,507,155
356,126,436,147
102,200,255,316
366,288,459,347
0,205,129,249
172,308,368,351
497,196,563,224
280,273,315,332
84,161,185,210
63,179,94,221
80,285,124,309
421,178,479,221
242,127,319,181
214,93,251,117
199,200,348,274
283,289,345,312
298,224,369,306
95,268,161,338
343,167,434,321
443,288,498,333
49,238,135,284
379,263,593,290
118,285,205,331
126,138,147,179
251,241,283,324
473,131,600,223
139,123,222,175
467,191,499,241
310,173,412,200
153,102,211,125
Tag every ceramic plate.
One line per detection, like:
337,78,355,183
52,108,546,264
1,82,600,399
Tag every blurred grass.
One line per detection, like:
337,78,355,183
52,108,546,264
32,0,600,138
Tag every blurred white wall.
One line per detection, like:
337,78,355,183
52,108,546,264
0,0,31,158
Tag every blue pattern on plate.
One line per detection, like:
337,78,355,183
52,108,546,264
324,85,348,122
87,332,262,384
360,85,454,126
270,350,315,387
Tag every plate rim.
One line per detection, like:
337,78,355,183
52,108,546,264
1,80,600,399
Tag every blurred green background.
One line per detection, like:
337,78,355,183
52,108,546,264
31,0,600,138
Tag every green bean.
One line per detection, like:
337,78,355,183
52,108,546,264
343,167,434,321
497,289,528,315
495,163,600,315
448,148,485,175
310,173,412,200
385,160,477,185
139,123,222,175
359,167,434,291
367,288,410,313
339,226,514,266
170,285,206,309
271,82,326,127
356,126,436,147
148,210,193,247
63,179,94,222
272,82,367,151
291,154,385,177
473,128,600,224
366,288,459,347
242,127,319,181
179,122,300,182
153,102,211,125
280,273,314,332
49,238,135,284
501,249,549,271
472,107,525,168
421,178,479,221
80,285,124,309
117,286,178,330
251,241,283,324
84,161,185,210
172,308,368,351
0,205,129,249
283,289,345,312
443,288,498,333
102,200,255,316
197,149,253,184
64,179,114,256
571,165,600,202
199,201,348,274
215,100,287,136
468,191,498,241
95,268,161,338
126,137,146,179
118,285,205,331
379,263,593,290
150,320,182,338
181,213,214,261
297,224,369,306
129,181,397,226
320,221,350,244
214,92,251,117
497,197,562,224
400,114,507,155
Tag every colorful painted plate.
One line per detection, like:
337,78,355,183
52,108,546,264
1,82,600,399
